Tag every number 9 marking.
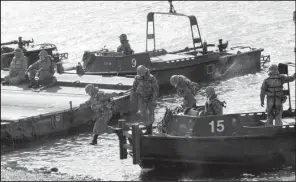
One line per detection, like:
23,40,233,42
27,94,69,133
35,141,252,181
131,58,137,68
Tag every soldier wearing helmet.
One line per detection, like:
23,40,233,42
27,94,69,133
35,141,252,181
260,64,295,126
170,75,200,112
79,84,122,145
131,65,159,135
117,34,134,55
199,86,226,116
2,48,28,85
25,50,57,88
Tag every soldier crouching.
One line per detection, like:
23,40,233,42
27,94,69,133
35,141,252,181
26,50,57,88
79,84,122,145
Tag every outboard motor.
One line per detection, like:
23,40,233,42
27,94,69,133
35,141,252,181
56,62,64,74
76,62,85,75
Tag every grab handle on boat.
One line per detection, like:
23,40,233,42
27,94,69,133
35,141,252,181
69,101,73,111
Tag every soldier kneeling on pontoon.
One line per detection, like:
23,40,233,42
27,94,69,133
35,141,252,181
25,50,57,88
2,48,28,86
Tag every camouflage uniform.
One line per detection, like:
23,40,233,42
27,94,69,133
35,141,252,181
199,87,225,116
26,50,56,88
2,48,28,85
80,84,118,145
260,64,295,126
170,75,200,109
131,65,159,134
117,34,134,55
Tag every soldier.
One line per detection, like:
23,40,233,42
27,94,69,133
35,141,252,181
199,86,226,116
2,48,28,85
170,75,200,112
117,34,134,55
79,84,121,145
260,64,296,126
131,65,159,135
25,50,56,88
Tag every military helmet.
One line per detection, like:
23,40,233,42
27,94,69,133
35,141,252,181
205,86,215,97
268,64,279,74
170,75,179,86
137,65,148,76
39,50,48,57
85,84,98,94
14,48,23,53
119,34,128,41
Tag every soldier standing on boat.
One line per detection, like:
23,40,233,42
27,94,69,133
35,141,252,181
199,86,226,116
79,84,121,145
170,75,200,112
117,34,134,55
260,64,296,126
131,65,159,135
25,50,57,88
2,48,28,86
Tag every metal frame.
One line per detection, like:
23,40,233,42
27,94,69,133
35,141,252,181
145,12,203,54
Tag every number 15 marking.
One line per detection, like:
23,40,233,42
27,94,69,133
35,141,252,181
209,120,225,132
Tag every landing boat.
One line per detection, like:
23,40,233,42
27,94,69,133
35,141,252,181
1,36,68,71
112,63,295,170
70,8,271,90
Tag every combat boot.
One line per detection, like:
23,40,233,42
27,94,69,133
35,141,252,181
90,134,98,145
144,124,153,135
28,80,39,88
28,80,36,88
1,80,10,85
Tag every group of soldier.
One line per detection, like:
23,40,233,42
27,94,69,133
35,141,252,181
2,48,57,88
80,62,295,145
2,33,133,87
2,34,295,145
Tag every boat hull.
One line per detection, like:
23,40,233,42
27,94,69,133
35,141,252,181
115,109,295,169
139,130,295,168
81,48,263,92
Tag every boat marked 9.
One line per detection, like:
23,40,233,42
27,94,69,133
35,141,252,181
131,58,137,68
209,120,225,132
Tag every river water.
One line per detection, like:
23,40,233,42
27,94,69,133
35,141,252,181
1,1,295,181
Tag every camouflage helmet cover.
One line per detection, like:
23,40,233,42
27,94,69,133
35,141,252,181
205,86,215,97
170,75,179,86
14,48,23,53
119,34,128,41
137,65,148,76
85,84,99,96
39,50,48,57
268,64,279,74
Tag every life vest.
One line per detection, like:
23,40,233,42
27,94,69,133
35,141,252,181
35,59,55,79
205,96,226,115
10,56,27,71
264,75,284,98
117,42,133,55
135,74,156,98
176,76,199,97
89,92,115,114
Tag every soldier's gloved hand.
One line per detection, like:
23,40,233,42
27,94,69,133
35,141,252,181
261,102,264,107
118,92,124,96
